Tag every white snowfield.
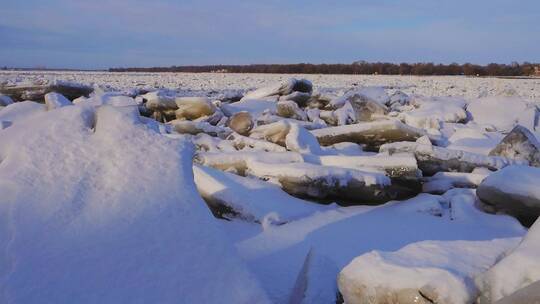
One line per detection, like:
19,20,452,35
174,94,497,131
1,71,540,303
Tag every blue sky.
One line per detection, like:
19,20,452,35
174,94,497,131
1,0,539,69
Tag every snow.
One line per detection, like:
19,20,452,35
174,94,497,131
476,218,540,303
0,105,269,303
233,189,525,303
285,123,323,154
446,125,503,155
0,101,46,125
466,96,538,132
423,167,491,194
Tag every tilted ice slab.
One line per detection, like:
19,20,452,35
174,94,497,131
193,164,323,224
194,151,304,175
0,105,269,303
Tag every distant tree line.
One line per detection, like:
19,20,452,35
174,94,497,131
109,61,540,76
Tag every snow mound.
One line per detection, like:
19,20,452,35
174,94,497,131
476,219,540,303
0,105,269,303
339,238,520,304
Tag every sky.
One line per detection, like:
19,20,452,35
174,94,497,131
1,0,539,69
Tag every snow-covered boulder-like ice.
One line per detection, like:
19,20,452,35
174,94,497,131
175,96,216,120
477,165,540,226
311,120,426,149
227,111,254,135
44,92,72,110
467,96,537,132
489,125,540,167
193,165,323,224
0,105,270,303
339,238,521,304
250,120,292,146
476,219,540,303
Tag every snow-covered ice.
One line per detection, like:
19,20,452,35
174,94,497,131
1,71,539,303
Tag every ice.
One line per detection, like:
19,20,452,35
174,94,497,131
227,111,254,135
489,125,540,167
0,105,269,303
44,92,72,110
